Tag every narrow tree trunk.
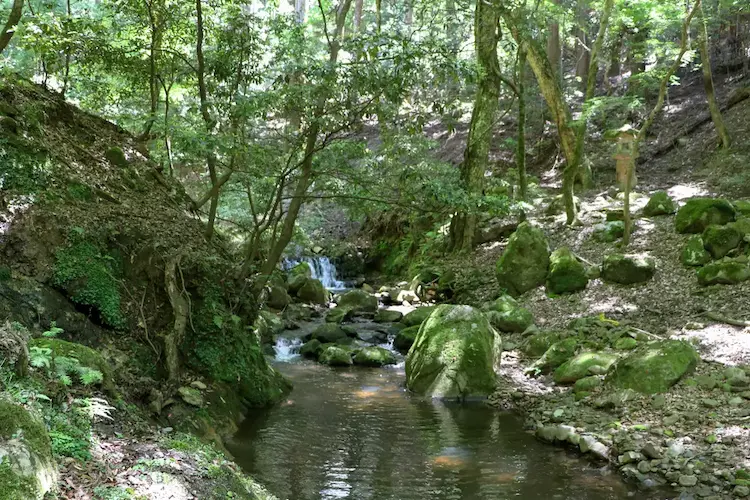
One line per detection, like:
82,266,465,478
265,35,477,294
517,46,528,201
546,0,562,82
376,0,382,33
574,0,590,89
449,0,502,252
697,0,731,148
0,0,23,55
164,255,187,381
354,0,363,31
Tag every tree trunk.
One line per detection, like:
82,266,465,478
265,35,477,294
449,0,502,252
0,0,23,55
574,0,590,89
697,0,731,148
164,255,188,382
517,46,528,201
354,0,363,31
546,0,562,82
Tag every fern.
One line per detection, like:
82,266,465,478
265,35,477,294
78,366,103,386
29,347,52,369
43,322,64,338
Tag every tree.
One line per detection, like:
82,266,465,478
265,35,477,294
697,0,731,148
0,0,23,55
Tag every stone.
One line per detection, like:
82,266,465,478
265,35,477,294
675,198,736,234
337,289,377,313
296,278,328,305
254,310,284,344
310,324,349,344
495,222,550,296
319,345,353,366
642,443,662,459
679,474,698,487
579,435,609,460
696,375,717,390
483,296,534,333
698,258,750,286
546,247,589,294
353,346,397,367
703,224,743,259
374,309,403,323
325,307,353,324
29,338,113,391
0,321,29,376
394,325,420,353
401,306,437,327
289,262,312,278
736,485,750,497
682,235,712,267
405,305,500,400
592,221,625,242
725,367,749,387
643,191,677,217
736,201,750,217
619,451,642,465
530,337,579,374
521,330,562,358
637,461,652,474
730,396,744,406
190,380,207,390
177,386,204,407
300,339,323,359
545,194,580,216
607,340,700,394
554,352,618,384
574,376,602,393
601,254,656,285
615,337,638,350
702,398,720,408
266,283,292,310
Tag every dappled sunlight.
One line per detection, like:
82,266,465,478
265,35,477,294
581,293,638,316
667,183,710,201
674,324,750,366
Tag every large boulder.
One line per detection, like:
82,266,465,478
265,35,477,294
483,295,533,333
0,401,58,499
299,339,323,359
601,254,655,285
681,235,712,267
529,337,578,374
495,222,550,296
405,305,500,400
394,325,420,353
289,262,312,278
29,338,113,391
337,289,377,313
374,309,403,323
735,200,750,217
0,321,29,376
254,310,284,344
591,221,624,243
296,278,328,305
266,284,291,310
697,258,750,286
553,352,618,384
643,191,677,217
703,224,742,259
401,306,437,327
675,198,736,234
546,247,588,294
309,324,349,344
325,307,353,324
318,345,353,366
353,346,397,367
606,340,699,394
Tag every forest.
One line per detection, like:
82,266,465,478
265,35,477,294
0,0,749,498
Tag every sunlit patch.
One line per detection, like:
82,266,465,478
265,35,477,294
668,183,709,201
432,455,467,468
488,472,518,483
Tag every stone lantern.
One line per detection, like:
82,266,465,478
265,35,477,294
611,124,637,191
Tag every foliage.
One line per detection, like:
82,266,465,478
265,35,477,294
29,346,104,387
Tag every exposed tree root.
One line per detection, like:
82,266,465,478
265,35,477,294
704,311,750,328
164,254,189,381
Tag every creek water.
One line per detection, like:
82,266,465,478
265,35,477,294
284,257,349,290
228,332,670,500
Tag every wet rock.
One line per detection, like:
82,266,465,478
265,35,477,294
619,451,643,465
698,258,750,286
703,224,743,259
607,340,699,394
601,254,656,285
353,346,397,367
393,325,420,353
319,345,353,366
643,191,677,217
592,221,625,242
296,278,328,305
483,295,534,333
553,352,618,384
675,198,736,234
401,306,437,327
310,324,349,344
357,329,388,344
681,235,712,267
579,435,609,460
177,387,204,407
326,307,354,324
374,309,403,323
300,339,322,359
495,222,550,296
546,247,589,294
529,338,579,374
337,289,377,313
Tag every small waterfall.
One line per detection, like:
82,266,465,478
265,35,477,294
274,337,303,361
284,256,348,290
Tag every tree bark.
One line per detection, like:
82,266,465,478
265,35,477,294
0,0,23,55
546,0,562,82
697,0,731,148
164,255,187,381
574,0,590,89
449,0,502,252
517,46,528,201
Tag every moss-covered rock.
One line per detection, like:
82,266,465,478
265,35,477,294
601,254,655,285
318,345,353,366
0,321,29,376
735,200,750,217
675,198,736,234
0,401,57,499
325,307,353,324
591,221,624,242
401,306,437,327
553,352,618,384
337,289,377,313
681,235,712,267
405,305,500,400
521,330,562,358
607,340,700,394
697,258,750,286
529,337,578,374
614,337,638,350
643,191,677,217
703,224,742,259
104,146,128,168
733,217,750,242
485,307,533,333
253,310,284,345
574,376,602,393
296,278,328,305
374,309,403,323
266,284,291,310
496,222,550,296
394,325,420,353
309,323,349,344
353,346,397,367
546,247,588,294
299,339,323,359
545,194,580,216
289,262,312,278
29,337,113,391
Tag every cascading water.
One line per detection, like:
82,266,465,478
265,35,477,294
284,256,348,290
274,336,303,362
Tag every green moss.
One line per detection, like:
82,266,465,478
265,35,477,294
601,254,655,284
574,376,602,393
496,222,550,296
337,290,377,313
394,325,420,353
288,262,312,278
521,330,562,358
0,401,53,463
0,266,10,281
401,306,437,327
553,352,618,384
681,235,712,267
318,345,353,366
643,191,677,216
30,338,113,390
530,337,579,374
0,461,38,500
353,346,397,367
296,278,328,304
104,147,128,168
675,198,736,234
53,239,124,328
703,224,742,259
325,307,353,324
697,258,750,286
546,247,588,294
607,340,700,394
591,221,625,242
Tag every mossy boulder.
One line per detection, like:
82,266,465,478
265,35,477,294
574,376,602,393
0,321,29,376
401,306,437,327
592,221,624,242
289,262,312,278
697,258,750,286
266,284,291,310
703,224,742,259
643,191,677,217
601,254,655,285
253,310,284,345
607,340,700,394
681,235,712,267
374,309,403,323
299,339,322,359
735,200,750,217
732,217,750,241
0,401,57,499
545,194,580,216
325,307,353,324
29,338,113,391
521,330,562,358
405,305,500,400
529,337,579,374
318,345,353,366
495,222,550,296
337,289,377,313
553,352,618,384
485,306,533,333
310,323,349,344
296,278,328,305
104,146,128,168
353,346,397,367
546,247,588,294
614,337,638,350
394,325,420,353
675,198,736,234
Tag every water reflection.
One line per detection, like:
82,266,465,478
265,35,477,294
228,361,669,500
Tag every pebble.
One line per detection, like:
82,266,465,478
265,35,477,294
736,485,750,497
637,460,651,474
702,398,720,408
642,443,663,459
729,396,744,406
679,474,698,487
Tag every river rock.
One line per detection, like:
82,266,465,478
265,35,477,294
0,401,58,499
296,278,328,305
266,283,292,310
675,198,736,233
529,337,578,374
353,346,397,367
337,289,377,313
521,330,562,358
401,306,437,327
546,247,588,294
601,254,655,284
325,307,353,324
405,305,500,400
574,376,602,393
703,224,742,259
483,295,534,333
554,352,618,384
495,222,550,296
394,325,420,353
607,340,700,394
310,324,349,344
592,221,624,242
643,191,677,216
681,235,712,267
374,309,403,323
177,386,204,407
319,345,353,366
300,339,323,359
697,257,750,286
